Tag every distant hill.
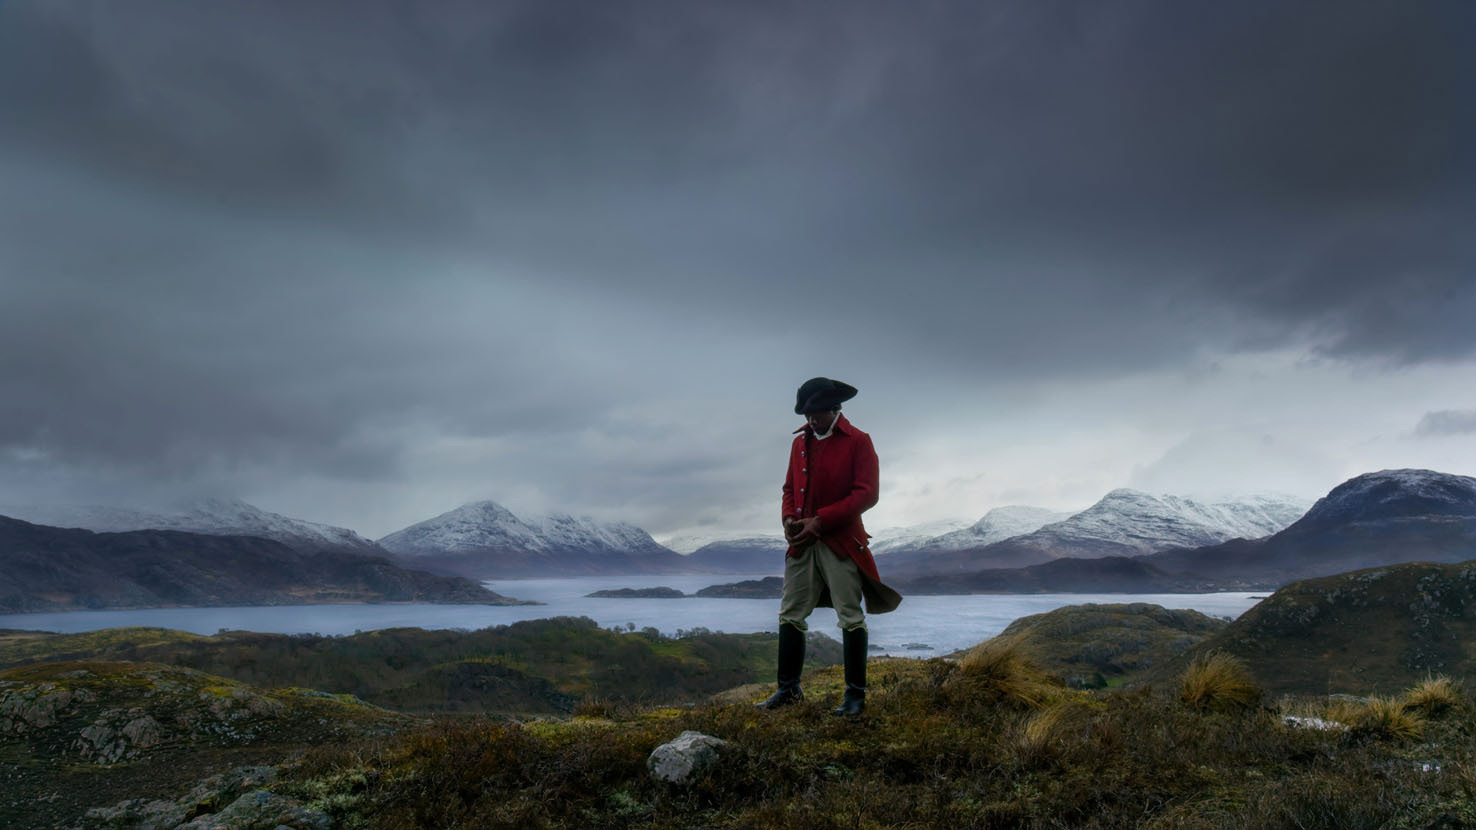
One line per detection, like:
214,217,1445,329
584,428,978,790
1144,559,1476,696
890,491,1309,577
0,498,382,555
896,555,1209,594
682,537,786,574
0,515,522,612
983,602,1228,687
1144,470,1476,584
378,500,690,578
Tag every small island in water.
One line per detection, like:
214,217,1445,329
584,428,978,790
585,576,786,599
585,587,689,598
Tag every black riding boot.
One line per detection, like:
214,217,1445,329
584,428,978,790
756,623,806,710
831,627,867,717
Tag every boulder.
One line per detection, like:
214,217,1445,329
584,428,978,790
647,730,729,784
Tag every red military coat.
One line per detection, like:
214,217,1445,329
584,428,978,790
782,413,902,614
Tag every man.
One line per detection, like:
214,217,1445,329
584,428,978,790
756,377,903,716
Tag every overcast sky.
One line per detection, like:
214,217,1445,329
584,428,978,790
2,0,1474,542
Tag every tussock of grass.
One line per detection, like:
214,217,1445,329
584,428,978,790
945,639,1063,711
1012,700,1093,768
1349,696,1425,742
1403,675,1463,715
1179,652,1260,713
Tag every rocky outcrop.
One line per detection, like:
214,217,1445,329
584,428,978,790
648,730,729,784
77,765,330,829
1,662,410,765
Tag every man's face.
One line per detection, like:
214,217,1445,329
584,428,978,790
806,409,838,433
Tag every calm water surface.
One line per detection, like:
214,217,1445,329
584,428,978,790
0,574,1265,657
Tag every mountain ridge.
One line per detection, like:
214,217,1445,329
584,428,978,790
889,490,1311,577
0,515,524,612
0,498,381,555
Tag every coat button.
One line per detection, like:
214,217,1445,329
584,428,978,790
802,468,807,472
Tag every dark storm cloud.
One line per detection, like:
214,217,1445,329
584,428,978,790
1415,411,1476,438
1,0,1472,526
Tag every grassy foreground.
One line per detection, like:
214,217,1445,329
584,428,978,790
266,647,1476,829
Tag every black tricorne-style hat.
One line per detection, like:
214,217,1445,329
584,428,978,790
794,377,858,415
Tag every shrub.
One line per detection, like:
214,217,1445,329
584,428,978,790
1179,652,1260,713
1402,675,1462,715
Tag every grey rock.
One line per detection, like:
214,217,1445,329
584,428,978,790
122,715,163,748
82,797,189,829
75,766,281,829
647,730,729,784
176,790,329,830
1,686,92,732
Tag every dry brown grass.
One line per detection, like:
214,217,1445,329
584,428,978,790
1350,696,1425,741
1402,675,1463,715
1179,652,1260,713
947,639,1063,711
1012,700,1091,766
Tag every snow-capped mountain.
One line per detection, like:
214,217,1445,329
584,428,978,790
1027,490,1312,557
376,500,685,578
1143,469,1476,585
0,498,380,553
903,507,1074,554
1283,469,1476,531
378,500,671,557
867,519,973,554
660,531,752,555
890,490,1312,576
683,536,788,574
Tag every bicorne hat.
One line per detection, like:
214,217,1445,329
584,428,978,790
794,377,858,415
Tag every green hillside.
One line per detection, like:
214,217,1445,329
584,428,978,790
1147,560,1476,696
0,618,843,714
984,602,1228,687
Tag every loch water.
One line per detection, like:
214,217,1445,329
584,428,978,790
0,574,1265,657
